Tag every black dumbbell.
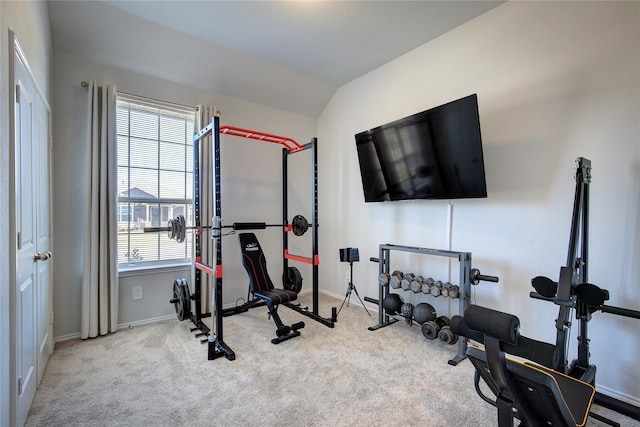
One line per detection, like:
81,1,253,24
421,316,450,340
438,324,458,345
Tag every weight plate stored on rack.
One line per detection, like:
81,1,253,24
181,280,191,318
170,278,190,321
283,266,303,293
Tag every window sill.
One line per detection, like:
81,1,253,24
118,262,191,278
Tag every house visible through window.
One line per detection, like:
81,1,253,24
116,95,194,268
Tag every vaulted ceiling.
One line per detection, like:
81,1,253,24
47,1,503,117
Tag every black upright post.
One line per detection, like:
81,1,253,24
577,159,591,370
206,115,235,361
553,157,591,373
282,147,289,283
213,115,223,343
311,137,319,316
193,137,202,324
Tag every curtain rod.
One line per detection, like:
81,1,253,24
81,81,198,111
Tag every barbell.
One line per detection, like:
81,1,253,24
144,214,311,243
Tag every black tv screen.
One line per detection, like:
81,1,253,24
355,94,487,202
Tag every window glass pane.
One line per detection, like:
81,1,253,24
117,166,130,196
159,170,187,199
129,232,159,263
160,115,187,144
117,135,129,167
130,137,158,169
116,107,129,134
130,109,158,140
161,234,192,260
186,172,193,198
129,167,158,198
186,146,193,173
160,141,186,171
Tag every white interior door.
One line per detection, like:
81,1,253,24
14,47,38,427
35,91,52,384
12,38,52,427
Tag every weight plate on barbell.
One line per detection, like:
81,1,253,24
177,215,186,243
291,215,309,236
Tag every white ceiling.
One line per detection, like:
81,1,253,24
47,0,503,117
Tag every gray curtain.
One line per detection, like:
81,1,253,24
81,80,118,339
195,105,216,314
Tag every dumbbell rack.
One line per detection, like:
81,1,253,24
369,243,473,366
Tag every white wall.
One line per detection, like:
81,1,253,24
318,2,639,403
52,51,317,339
0,1,52,424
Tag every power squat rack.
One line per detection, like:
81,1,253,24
188,115,334,361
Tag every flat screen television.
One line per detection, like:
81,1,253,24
355,94,487,202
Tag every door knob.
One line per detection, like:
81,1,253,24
34,251,52,262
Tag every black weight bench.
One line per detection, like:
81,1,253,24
451,305,598,427
239,232,304,344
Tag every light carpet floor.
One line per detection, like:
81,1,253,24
26,293,638,426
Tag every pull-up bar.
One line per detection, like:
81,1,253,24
220,125,304,152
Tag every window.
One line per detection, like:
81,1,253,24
116,95,195,268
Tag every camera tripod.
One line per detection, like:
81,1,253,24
337,259,371,318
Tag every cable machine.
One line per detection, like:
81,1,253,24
191,115,334,360
528,157,640,420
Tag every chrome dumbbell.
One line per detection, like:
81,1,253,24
389,270,404,289
411,275,424,293
401,273,415,291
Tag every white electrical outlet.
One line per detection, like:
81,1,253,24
132,285,143,300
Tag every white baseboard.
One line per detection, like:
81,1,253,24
596,384,640,408
54,332,82,343
54,314,178,343
318,288,380,314
117,314,177,330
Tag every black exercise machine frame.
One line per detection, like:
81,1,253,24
525,157,640,420
190,115,334,361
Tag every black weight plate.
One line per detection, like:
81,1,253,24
172,279,185,321
435,316,450,328
291,215,309,236
422,321,438,340
180,281,191,320
438,326,458,345
283,266,303,293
